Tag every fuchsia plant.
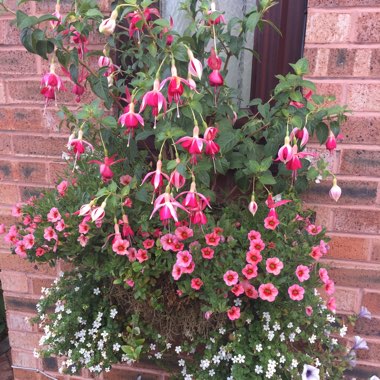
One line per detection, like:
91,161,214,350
0,0,373,378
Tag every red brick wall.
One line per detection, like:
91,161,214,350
304,0,380,377
0,0,379,379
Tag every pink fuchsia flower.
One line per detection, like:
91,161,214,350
227,306,240,321
247,230,261,241
176,125,205,157
178,180,211,211
23,234,35,249
246,250,262,265
68,130,94,160
242,264,258,280
187,49,203,80
120,215,134,238
250,239,265,253
264,215,280,230
326,131,337,153
207,47,222,70
205,232,220,247
55,220,66,232
248,194,258,217
266,257,284,276
142,160,170,191
327,297,336,312
172,263,184,281
310,246,323,261
98,56,112,68
160,233,178,251
288,284,305,301
258,283,279,302
15,241,27,258
231,283,245,297
150,190,189,223
190,198,209,225
191,278,203,290
160,65,192,106
126,7,160,37
201,247,215,260
324,279,335,295
290,127,309,147
319,268,330,284
175,226,193,241
208,2,226,25
57,180,68,196
44,226,57,241
223,270,239,286
176,250,193,268
329,178,342,202
306,224,322,235
285,145,317,173
40,65,66,106
277,135,293,164
295,265,310,282
306,306,313,316
143,239,155,249
99,9,118,35
112,238,130,255
169,158,186,190
91,201,107,222
204,126,220,157
139,78,167,128
136,249,149,263
90,155,124,183
78,234,89,247
47,207,62,223
243,283,259,299
209,69,224,87
12,203,23,217
118,103,144,142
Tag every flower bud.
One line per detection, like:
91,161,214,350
99,9,118,36
329,178,342,202
248,194,258,217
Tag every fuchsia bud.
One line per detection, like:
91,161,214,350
248,194,258,217
170,158,186,190
187,49,203,80
91,201,107,222
209,70,224,87
207,48,222,70
290,127,309,147
50,2,62,29
277,136,293,164
329,178,342,202
326,131,337,153
208,1,226,25
99,9,118,36
98,56,112,68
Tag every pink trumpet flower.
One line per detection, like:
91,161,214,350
326,131,337,153
277,135,293,164
176,125,205,157
177,181,211,210
140,78,167,128
187,49,203,80
290,127,309,147
248,194,258,217
150,189,189,222
68,130,94,160
141,159,170,191
89,155,124,183
329,178,342,202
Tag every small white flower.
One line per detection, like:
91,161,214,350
315,358,321,367
113,343,121,352
256,344,263,352
178,359,185,367
209,369,215,377
340,325,348,337
234,298,242,306
219,327,226,335
255,365,263,374
287,322,293,329
200,359,210,370
291,359,298,369
155,352,163,359
175,346,182,354
93,288,101,295
110,309,118,319
295,327,301,334
150,344,156,351
246,318,252,324
309,334,317,344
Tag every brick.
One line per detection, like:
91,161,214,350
362,291,380,316
13,368,42,380
329,265,380,289
0,271,29,293
48,161,67,182
305,205,333,228
0,184,19,204
372,240,380,261
356,13,380,44
347,84,380,112
19,186,46,202
357,338,380,363
0,160,14,181
8,331,40,350
304,180,378,206
0,81,5,103
370,49,380,77
335,287,361,313
104,368,162,380
334,208,380,234
13,135,67,157
42,357,58,372
4,296,38,314
30,276,54,295
16,161,48,183
0,50,37,74
0,133,13,154
340,149,380,177
0,108,44,131
329,235,371,261
6,311,35,332
309,0,380,5
313,82,345,103
353,49,372,77
0,19,21,45
306,13,351,43
346,364,380,379
304,48,330,77
35,0,72,13
11,349,38,370
354,316,380,337
341,117,380,145
327,48,356,77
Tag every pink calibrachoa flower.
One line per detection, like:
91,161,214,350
204,311,213,320
324,279,335,295
250,239,265,253
15,241,27,258
290,127,309,147
79,222,89,234
327,297,336,312
201,247,215,260
223,270,239,286
47,207,62,223
172,263,184,281
264,215,280,230
247,230,261,241
160,233,178,251
175,226,194,241
143,239,155,249
227,306,240,321
4,225,18,245
258,283,279,302
329,177,342,202
112,238,130,255
306,224,322,236
44,226,57,241
136,249,149,263
127,247,137,262
12,203,22,217
120,174,132,186
23,234,35,249
243,283,259,299
176,250,193,268
36,247,47,257
288,284,305,301
277,135,293,164
78,234,89,247
306,306,313,316
57,180,68,196
182,260,195,274
150,189,189,223
246,250,262,265
295,265,310,282
89,155,124,183
140,78,167,128
231,283,245,297
205,232,221,247
191,278,203,290
319,239,329,255
142,160,170,191
23,215,31,226
55,220,66,232
266,257,284,276
126,279,135,287
242,264,258,280
310,246,323,261
319,268,330,284
187,49,203,80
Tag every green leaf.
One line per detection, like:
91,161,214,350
69,63,79,84
147,43,157,58
316,122,329,144
102,116,118,128
215,157,230,174
88,75,112,107
197,171,210,187
290,58,309,76
85,8,104,19
246,12,260,31
20,27,35,54
260,156,274,171
217,132,239,154
136,130,155,141
35,39,55,60
259,171,276,185
154,19,170,28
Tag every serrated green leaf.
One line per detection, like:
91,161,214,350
246,12,260,31
316,122,329,144
154,19,170,28
259,171,276,185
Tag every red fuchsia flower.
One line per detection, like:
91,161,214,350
286,144,317,174
172,263,184,281
176,250,193,268
142,239,155,249
40,65,66,107
201,247,215,260
288,284,305,301
57,180,68,196
187,49,203,80
91,201,107,222
246,250,262,265
306,224,322,235
44,226,57,241
327,297,336,312
258,283,279,302
15,241,27,258
310,246,323,261
126,7,161,38
250,238,265,253
277,135,293,164
223,270,239,286
68,130,94,160
205,232,220,247
151,190,190,223
207,2,226,25
175,226,193,241
242,264,258,280
23,234,35,249
248,194,258,217
306,306,313,316
136,249,149,263
231,283,245,297
190,198,209,225
178,180,211,211
47,207,62,223
160,16,174,45
264,215,280,230
247,230,261,241
89,155,124,183
207,48,224,88
12,203,22,217
118,103,144,145
319,268,330,284
176,125,205,158
326,130,337,153
266,257,284,276
112,237,130,255
169,158,186,190
140,78,167,128
161,64,192,106
227,306,241,321
295,265,310,282
99,9,119,35
324,279,335,295
142,160,170,191
329,177,342,202
160,233,178,251
191,278,204,290
204,126,220,160
290,127,309,147
209,69,224,87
